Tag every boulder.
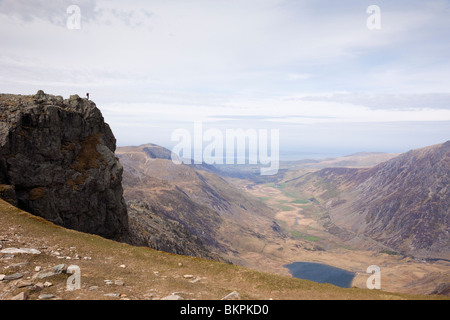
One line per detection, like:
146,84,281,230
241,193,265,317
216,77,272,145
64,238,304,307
0,248,41,255
11,291,28,300
0,91,128,240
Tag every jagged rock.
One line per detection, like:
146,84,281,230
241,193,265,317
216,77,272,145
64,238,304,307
221,291,240,300
114,280,125,286
34,282,44,290
161,294,184,300
16,280,33,288
33,264,66,280
7,262,29,268
11,291,27,300
126,200,219,260
0,91,128,240
0,248,41,255
190,277,201,284
0,184,17,206
3,273,24,281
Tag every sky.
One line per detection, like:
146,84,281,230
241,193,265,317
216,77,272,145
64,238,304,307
1,0,450,160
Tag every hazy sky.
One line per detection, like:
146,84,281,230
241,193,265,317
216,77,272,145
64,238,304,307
1,0,449,159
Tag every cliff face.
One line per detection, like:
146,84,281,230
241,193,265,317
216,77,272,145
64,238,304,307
127,199,222,261
289,141,450,259
0,91,128,240
346,141,450,257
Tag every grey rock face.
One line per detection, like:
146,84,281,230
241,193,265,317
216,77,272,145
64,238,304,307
127,200,220,260
312,141,450,258
0,91,128,240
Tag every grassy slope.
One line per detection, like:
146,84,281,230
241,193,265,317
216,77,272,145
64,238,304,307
0,199,445,300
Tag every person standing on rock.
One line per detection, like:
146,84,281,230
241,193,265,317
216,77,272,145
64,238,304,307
86,93,90,100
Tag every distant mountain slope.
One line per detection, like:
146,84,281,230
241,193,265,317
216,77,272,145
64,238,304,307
287,141,450,259
283,152,400,170
211,151,399,185
117,144,284,262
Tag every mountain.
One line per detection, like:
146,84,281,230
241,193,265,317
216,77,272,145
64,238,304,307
2,198,433,301
117,143,285,263
281,152,399,172
0,91,128,240
1,91,447,300
286,141,450,259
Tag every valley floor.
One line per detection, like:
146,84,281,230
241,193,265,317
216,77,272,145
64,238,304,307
228,182,450,296
1,199,445,300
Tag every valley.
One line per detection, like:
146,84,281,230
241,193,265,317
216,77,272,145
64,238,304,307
116,144,284,265
2,0,450,304
2,198,437,301
117,142,449,296
0,93,447,299
236,181,449,295
217,149,450,296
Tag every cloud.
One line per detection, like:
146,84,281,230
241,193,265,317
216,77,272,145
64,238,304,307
288,73,314,81
1,0,449,95
0,0,98,25
1,0,450,153
298,92,450,111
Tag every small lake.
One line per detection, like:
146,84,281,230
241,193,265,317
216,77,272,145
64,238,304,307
284,262,355,288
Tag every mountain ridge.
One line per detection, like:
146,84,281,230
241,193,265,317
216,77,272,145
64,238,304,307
287,141,450,259
117,143,285,264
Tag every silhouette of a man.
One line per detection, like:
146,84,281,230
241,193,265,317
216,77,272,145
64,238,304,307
86,93,90,100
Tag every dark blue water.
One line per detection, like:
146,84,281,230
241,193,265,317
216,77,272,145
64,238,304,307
284,262,355,288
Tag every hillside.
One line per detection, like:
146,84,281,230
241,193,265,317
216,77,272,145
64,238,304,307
117,144,285,265
1,198,442,301
285,141,450,259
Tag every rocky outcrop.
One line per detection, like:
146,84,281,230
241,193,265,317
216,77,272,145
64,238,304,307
127,200,222,260
0,91,128,240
